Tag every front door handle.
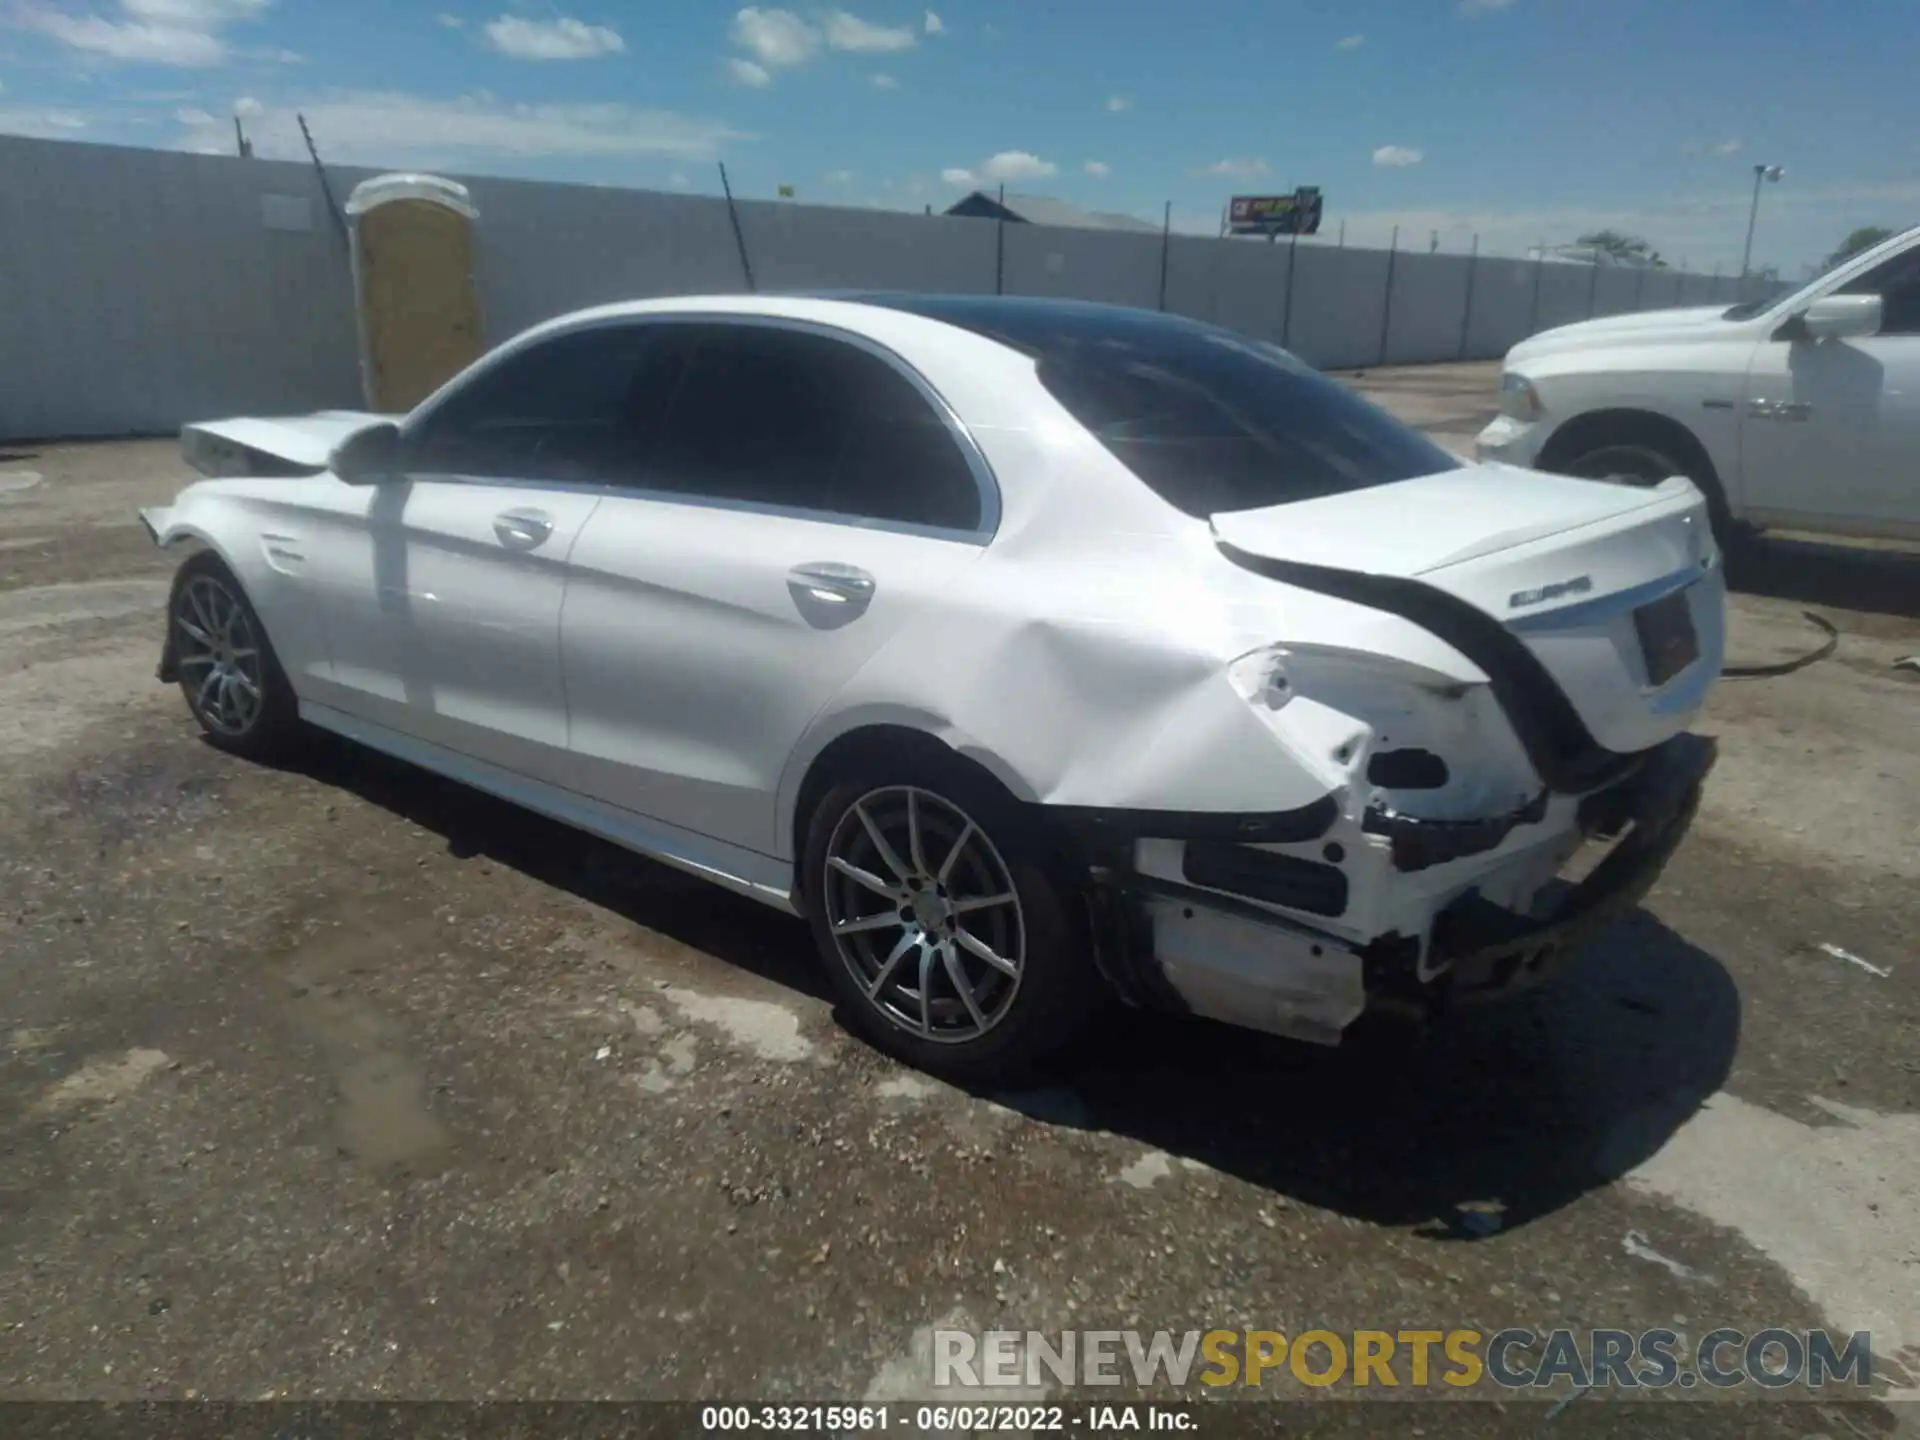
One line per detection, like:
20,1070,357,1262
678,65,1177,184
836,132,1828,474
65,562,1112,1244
788,561,876,605
493,508,554,549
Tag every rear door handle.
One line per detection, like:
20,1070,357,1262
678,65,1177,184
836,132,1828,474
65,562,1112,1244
788,562,876,604
493,508,554,550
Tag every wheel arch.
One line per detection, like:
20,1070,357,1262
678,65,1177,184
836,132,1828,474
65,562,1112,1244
780,715,1045,909
1534,406,1735,520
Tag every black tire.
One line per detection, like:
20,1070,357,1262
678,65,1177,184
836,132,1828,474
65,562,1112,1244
1555,440,1749,553
801,761,1100,1085
167,552,303,760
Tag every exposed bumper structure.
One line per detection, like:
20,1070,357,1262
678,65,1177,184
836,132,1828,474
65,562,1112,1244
1093,732,1716,1047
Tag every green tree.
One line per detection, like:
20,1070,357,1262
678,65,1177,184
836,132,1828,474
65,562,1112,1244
1576,230,1666,267
1825,226,1896,269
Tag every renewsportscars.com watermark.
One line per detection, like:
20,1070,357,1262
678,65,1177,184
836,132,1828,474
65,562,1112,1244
934,1328,1876,1392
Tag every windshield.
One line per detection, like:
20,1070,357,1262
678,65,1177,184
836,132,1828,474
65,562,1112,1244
1721,224,1918,319
855,296,1463,518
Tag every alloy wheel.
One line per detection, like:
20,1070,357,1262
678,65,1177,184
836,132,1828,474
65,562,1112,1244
173,573,265,737
821,785,1026,1044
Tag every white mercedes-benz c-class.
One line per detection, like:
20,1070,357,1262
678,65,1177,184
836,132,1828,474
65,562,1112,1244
142,294,1724,1080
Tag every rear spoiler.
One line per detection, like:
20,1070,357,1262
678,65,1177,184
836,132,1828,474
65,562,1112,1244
179,412,394,479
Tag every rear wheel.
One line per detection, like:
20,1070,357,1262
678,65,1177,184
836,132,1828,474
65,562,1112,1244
168,553,302,760
803,768,1098,1084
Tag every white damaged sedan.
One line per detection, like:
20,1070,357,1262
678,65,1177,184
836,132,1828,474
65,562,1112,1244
142,295,1724,1080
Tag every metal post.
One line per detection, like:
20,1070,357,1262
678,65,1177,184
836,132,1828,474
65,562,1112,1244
994,183,1006,295
1456,233,1479,360
1740,166,1763,278
1377,225,1399,367
1337,218,1346,248
717,162,755,292
1281,228,1299,350
1528,240,1546,333
296,114,347,248
1585,254,1600,317
1157,200,1171,311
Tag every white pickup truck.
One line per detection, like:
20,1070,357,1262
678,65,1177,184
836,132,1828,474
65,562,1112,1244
1476,223,1920,547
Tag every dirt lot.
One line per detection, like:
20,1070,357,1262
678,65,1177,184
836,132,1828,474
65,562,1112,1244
1,363,1916,1429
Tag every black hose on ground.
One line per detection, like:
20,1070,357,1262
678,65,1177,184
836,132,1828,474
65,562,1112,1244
1722,610,1840,678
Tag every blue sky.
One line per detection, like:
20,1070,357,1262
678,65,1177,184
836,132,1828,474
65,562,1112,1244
1,0,1916,271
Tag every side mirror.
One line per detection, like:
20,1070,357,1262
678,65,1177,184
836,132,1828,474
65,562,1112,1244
1798,293,1883,342
329,421,403,485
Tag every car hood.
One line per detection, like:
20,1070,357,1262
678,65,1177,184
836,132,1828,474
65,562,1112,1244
1508,304,1734,361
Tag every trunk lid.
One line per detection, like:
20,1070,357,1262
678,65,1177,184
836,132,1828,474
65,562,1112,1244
1210,464,1725,761
180,412,392,477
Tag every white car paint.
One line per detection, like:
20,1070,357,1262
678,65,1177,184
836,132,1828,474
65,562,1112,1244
143,294,1726,1050
1477,224,1920,540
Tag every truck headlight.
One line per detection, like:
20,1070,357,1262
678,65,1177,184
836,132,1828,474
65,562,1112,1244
1499,372,1543,421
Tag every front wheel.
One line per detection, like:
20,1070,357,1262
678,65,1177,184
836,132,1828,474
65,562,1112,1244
802,772,1099,1084
168,553,302,760
1554,440,1748,552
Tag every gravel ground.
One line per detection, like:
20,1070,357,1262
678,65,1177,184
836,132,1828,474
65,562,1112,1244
1,367,1915,1432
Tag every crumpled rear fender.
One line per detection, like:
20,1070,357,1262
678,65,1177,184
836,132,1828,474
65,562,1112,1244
775,561,1546,860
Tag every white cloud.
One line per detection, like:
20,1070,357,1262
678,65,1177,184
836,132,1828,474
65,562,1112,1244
169,90,748,166
482,15,625,60
1683,137,1743,157
1336,33,1364,49
924,9,943,35
11,0,269,66
670,170,690,187
233,93,262,116
1457,0,1515,13
727,56,772,87
825,167,853,185
1083,159,1109,178
944,149,1057,186
823,8,916,52
175,104,213,123
869,71,898,88
1199,156,1269,179
731,7,820,67
437,11,463,28
1372,144,1424,167
0,104,92,137
1106,94,1131,112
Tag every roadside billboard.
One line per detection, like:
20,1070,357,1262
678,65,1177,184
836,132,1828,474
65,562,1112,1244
1228,188,1324,236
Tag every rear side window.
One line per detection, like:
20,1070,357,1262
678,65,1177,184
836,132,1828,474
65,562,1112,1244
647,325,982,531
855,297,1461,519
404,324,690,484
1036,328,1461,517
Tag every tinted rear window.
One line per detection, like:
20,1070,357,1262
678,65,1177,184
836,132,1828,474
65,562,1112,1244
857,297,1462,518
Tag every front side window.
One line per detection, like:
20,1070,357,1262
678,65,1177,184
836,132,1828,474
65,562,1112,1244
646,325,982,531
403,324,690,484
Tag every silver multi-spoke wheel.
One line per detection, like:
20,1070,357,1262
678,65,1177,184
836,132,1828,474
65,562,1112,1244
172,572,265,737
822,785,1026,1045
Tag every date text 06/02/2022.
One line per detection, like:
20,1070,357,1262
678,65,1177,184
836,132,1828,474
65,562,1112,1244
698,1405,1191,1432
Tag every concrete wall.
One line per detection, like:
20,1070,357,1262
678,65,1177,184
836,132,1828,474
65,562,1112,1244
0,133,1789,440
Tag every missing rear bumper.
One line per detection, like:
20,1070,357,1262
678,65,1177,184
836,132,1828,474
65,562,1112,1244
1088,732,1716,1043
1372,732,1716,1012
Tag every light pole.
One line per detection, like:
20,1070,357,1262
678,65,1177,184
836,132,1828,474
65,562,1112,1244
1740,163,1784,278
